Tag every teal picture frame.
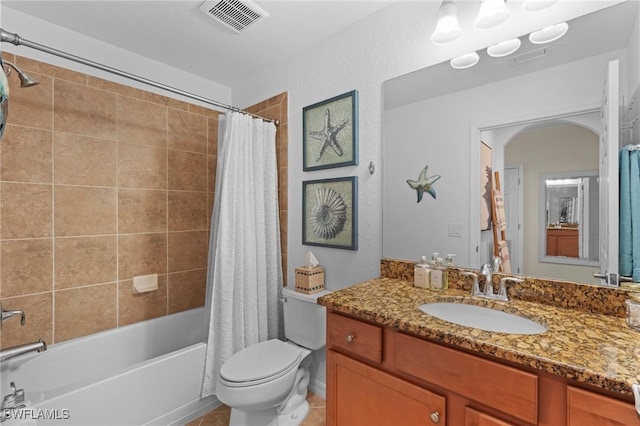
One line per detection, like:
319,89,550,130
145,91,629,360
302,176,358,250
303,90,358,171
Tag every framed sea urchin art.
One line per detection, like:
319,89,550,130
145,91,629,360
302,176,357,250
303,90,358,171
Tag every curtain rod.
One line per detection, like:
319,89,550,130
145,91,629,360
0,28,278,125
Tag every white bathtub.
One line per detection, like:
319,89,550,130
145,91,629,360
0,307,219,425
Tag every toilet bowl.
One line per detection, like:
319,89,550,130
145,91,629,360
216,288,330,426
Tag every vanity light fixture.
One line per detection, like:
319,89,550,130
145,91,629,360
450,51,480,69
529,22,569,44
487,38,521,57
522,0,558,12
474,0,510,30
431,0,463,45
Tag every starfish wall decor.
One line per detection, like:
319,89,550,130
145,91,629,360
309,108,349,162
407,165,441,203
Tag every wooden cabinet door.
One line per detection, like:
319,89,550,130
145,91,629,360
567,386,640,425
327,350,445,426
465,407,515,426
546,228,579,257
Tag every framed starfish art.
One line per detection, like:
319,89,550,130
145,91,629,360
303,90,358,171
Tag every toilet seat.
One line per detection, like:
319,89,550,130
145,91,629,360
220,339,302,388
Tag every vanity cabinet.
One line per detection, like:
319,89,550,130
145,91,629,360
326,311,640,426
465,407,513,426
327,350,446,426
326,312,445,425
567,386,639,425
546,227,579,258
395,332,538,424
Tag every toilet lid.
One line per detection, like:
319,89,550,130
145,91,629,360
220,339,302,384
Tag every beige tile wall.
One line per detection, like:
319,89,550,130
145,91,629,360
0,53,220,348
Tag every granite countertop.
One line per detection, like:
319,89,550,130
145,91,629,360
318,277,640,396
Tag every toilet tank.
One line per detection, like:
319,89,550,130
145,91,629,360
282,287,331,350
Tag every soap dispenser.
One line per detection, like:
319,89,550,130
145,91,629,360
430,256,448,291
445,254,456,267
414,256,431,289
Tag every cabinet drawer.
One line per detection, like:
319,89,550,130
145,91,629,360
567,386,640,425
396,333,538,424
327,312,382,363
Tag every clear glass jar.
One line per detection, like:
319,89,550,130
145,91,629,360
625,293,640,331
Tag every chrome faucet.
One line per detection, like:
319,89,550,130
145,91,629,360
0,339,47,362
1,382,26,423
497,277,524,302
462,271,482,296
480,263,494,297
0,303,25,327
492,256,502,273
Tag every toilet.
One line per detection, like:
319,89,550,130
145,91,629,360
216,287,330,426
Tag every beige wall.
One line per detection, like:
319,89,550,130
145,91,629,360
0,54,288,350
505,124,599,284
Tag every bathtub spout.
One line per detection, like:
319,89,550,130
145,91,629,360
0,339,46,362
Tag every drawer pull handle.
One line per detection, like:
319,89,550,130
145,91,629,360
345,334,355,343
430,411,440,423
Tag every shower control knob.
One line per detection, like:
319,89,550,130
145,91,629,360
345,334,354,343
430,411,440,423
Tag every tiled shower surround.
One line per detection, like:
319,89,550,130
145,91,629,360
0,53,288,349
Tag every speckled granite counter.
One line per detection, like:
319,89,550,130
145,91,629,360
318,277,640,396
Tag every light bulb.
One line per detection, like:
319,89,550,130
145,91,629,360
450,52,480,69
487,38,521,57
529,22,569,44
431,0,463,45
474,0,510,29
522,0,558,12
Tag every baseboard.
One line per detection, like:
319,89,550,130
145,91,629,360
308,378,326,399
161,396,220,426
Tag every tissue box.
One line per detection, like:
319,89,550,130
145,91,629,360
295,266,325,294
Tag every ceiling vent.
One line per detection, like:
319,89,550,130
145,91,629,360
199,0,269,33
510,47,550,65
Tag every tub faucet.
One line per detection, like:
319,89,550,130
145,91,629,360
0,339,47,362
0,303,25,328
1,382,26,422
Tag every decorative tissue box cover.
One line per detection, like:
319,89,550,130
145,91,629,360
295,266,325,294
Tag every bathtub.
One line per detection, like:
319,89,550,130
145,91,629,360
0,307,219,425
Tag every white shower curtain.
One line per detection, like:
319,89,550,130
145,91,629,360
201,111,283,398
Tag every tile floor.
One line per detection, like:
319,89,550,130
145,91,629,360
186,392,325,426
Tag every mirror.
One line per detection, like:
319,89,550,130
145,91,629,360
382,1,638,286
540,171,599,264
497,119,601,281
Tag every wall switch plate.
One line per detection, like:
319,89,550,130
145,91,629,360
448,223,462,237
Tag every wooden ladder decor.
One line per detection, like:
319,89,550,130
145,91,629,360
491,171,511,273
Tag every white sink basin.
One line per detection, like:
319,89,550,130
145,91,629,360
419,302,547,335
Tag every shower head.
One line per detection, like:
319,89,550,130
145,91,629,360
3,61,38,88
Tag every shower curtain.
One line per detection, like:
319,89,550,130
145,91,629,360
620,145,640,282
201,111,283,398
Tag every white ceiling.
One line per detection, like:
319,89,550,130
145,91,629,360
1,0,393,88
